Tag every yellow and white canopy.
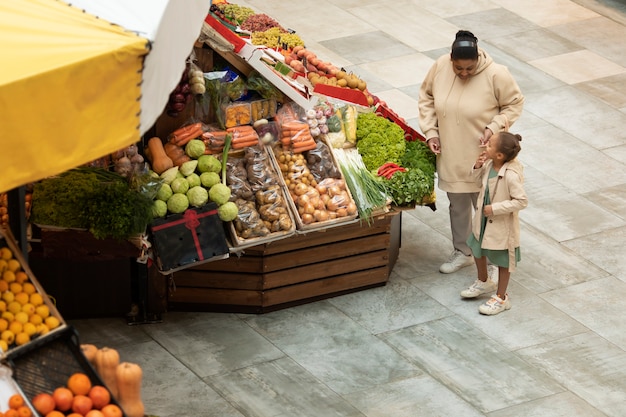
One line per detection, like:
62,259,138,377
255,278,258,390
0,0,210,193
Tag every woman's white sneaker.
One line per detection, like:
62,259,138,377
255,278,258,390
460,279,497,298
439,250,474,273
478,294,511,315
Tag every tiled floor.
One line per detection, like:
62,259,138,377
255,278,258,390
70,1,626,416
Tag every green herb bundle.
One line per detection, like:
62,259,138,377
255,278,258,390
31,167,153,240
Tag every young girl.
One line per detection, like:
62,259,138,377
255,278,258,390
460,131,528,315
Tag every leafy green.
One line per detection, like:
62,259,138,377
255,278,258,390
401,139,436,179
386,167,433,205
31,167,153,240
356,112,406,171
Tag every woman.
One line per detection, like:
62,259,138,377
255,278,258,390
418,30,524,274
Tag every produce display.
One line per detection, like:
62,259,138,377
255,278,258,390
1,392,34,417
225,145,294,243
0,237,63,355
270,141,357,229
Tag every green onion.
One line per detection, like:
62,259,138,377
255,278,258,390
333,148,390,224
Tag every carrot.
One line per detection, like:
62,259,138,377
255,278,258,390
232,138,259,149
291,141,317,153
169,122,203,144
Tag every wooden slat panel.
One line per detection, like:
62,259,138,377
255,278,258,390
172,269,264,290
168,287,262,306
262,267,389,306
262,234,389,272
264,250,388,289
189,253,264,273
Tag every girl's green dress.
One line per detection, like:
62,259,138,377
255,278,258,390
467,168,521,268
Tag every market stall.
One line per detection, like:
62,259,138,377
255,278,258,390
1,1,437,415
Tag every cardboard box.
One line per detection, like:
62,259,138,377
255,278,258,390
149,203,229,274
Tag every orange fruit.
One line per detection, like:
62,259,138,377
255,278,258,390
85,411,105,417
31,393,56,415
4,409,18,417
45,412,65,417
71,394,93,415
16,406,32,417
67,372,92,396
14,271,28,284
52,387,74,412
8,394,25,409
100,404,123,417
88,385,110,409
67,414,84,417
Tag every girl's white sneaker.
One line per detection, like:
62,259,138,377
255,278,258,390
478,294,511,315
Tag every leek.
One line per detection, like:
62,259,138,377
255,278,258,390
333,148,389,223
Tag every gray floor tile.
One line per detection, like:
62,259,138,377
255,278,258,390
583,184,626,220
343,375,486,417
319,31,417,65
488,28,583,62
522,86,626,149
541,276,626,349
208,357,366,417
516,222,610,293
521,165,625,242
141,312,284,378
548,16,626,66
488,391,608,417
517,332,626,417
117,340,245,417
380,316,564,413
577,72,626,109
446,8,540,40
71,317,153,347
243,302,422,395
519,124,626,194
328,277,453,335
562,225,626,282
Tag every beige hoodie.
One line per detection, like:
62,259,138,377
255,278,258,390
418,48,524,193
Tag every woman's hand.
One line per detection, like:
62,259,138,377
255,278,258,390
483,205,493,216
427,137,441,154
479,128,493,146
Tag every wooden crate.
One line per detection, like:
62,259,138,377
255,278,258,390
168,210,401,313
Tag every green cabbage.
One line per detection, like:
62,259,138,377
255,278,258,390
152,199,168,218
187,186,209,207
200,172,220,188
186,173,201,188
160,166,179,185
185,139,206,158
171,177,190,194
208,183,231,205
167,193,189,214
197,155,222,173
156,183,173,201
218,201,238,221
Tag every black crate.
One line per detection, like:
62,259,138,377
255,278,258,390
3,326,114,409
149,203,230,274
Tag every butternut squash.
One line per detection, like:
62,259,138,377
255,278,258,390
147,137,174,174
115,362,145,417
95,347,120,400
80,344,98,367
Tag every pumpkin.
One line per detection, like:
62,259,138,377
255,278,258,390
94,347,120,400
147,137,174,174
164,142,191,166
80,344,98,367
115,362,145,417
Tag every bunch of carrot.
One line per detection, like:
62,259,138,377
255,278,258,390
201,130,229,154
227,125,260,149
168,122,204,146
281,121,316,152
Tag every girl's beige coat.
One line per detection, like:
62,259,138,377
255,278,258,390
470,159,528,271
